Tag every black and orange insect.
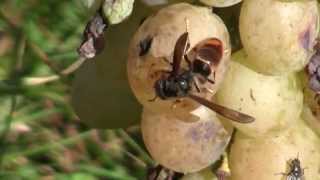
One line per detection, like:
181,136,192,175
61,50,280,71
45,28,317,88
185,37,224,84
153,28,254,123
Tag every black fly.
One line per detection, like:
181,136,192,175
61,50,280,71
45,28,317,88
277,155,305,180
285,158,305,180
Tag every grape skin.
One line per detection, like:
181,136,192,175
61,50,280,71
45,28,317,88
216,50,303,137
240,0,319,75
141,108,232,173
229,120,320,180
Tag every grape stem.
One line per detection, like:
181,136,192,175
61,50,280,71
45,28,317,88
22,57,87,86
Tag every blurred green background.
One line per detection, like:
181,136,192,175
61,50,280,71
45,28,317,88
0,1,153,179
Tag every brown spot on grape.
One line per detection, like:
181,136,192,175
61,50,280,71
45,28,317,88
139,36,153,56
250,89,256,102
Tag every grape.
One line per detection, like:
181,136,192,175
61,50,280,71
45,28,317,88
299,72,320,136
127,3,231,120
71,60,142,129
239,0,319,75
229,120,320,180
181,168,217,180
71,1,152,129
199,0,241,8
103,0,134,25
215,50,303,137
80,0,103,12
302,105,320,137
141,107,233,173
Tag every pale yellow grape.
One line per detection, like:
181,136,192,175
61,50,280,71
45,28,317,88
229,120,320,180
141,107,233,173
127,3,231,120
215,50,303,137
199,0,241,8
240,0,319,75
181,168,217,180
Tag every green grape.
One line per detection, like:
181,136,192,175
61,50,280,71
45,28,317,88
127,3,231,120
229,120,320,180
216,50,303,137
80,0,103,13
141,108,233,173
239,0,319,75
103,0,134,25
71,1,152,129
71,60,142,129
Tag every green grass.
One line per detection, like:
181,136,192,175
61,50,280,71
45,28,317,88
0,1,150,179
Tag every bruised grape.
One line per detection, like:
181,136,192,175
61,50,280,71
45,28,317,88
141,107,233,173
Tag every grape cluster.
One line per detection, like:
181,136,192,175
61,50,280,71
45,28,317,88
72,0,320,179
127,3,234,173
